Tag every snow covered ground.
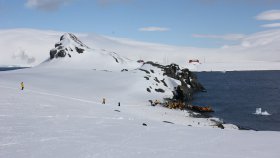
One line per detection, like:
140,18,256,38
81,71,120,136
186,61,280,72
1,66,280,158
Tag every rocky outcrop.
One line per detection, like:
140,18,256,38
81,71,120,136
144,61,205,103
49,33,89,59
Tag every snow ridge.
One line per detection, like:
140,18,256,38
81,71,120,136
44,33,141,71
61,33,89,49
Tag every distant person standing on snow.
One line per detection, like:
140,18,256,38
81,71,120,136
102,98,106,104
20,82,24,90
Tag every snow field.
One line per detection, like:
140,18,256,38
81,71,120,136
1,68,280,158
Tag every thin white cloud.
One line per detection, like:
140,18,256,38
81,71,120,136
139,27,170,32
261,23,280,28
25,0,71,11
192,34,245,41
256,10,280,21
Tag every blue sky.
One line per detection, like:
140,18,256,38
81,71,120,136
1,0,280,47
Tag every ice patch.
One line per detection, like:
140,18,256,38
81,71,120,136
254,108,271,116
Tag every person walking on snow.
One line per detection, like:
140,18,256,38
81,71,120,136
20,82,24,90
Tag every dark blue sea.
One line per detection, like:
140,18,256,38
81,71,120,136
192,71,280,131
0,67,28,71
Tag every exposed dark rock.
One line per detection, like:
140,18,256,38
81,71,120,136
57,50,66,58
142,61,205,104
68,54,71,58
67,33,89,48
57,46,63,50
155,88,165,93
75,47,84,54
139,69,150,74
217,123,225,129
148,100,154,106
161,79,168,87
189,73,206,92
163,121,174,124
146,88,151,92
150,69,154,73
121,69,128,72
144,76,149,80
145,61,164,69
50,49,57,59
210,119,226,129
173,86,184,101
112,56,119,63
154,77,160,83
55,43,62,47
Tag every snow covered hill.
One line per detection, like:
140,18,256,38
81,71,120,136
1,64,280,158
40,33,140,71
38,33,206,107
1,28,280,71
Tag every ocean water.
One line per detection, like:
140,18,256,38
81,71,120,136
192,71,280,131
0,67,28,71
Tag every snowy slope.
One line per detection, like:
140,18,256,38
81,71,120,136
40,33,141,71
1,68,280,158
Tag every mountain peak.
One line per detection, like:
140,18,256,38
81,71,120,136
60,33,89,49
46,33,141,71
50,33,89,59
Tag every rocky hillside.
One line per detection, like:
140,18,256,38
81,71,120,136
138,61,205,103
45,33,205,106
